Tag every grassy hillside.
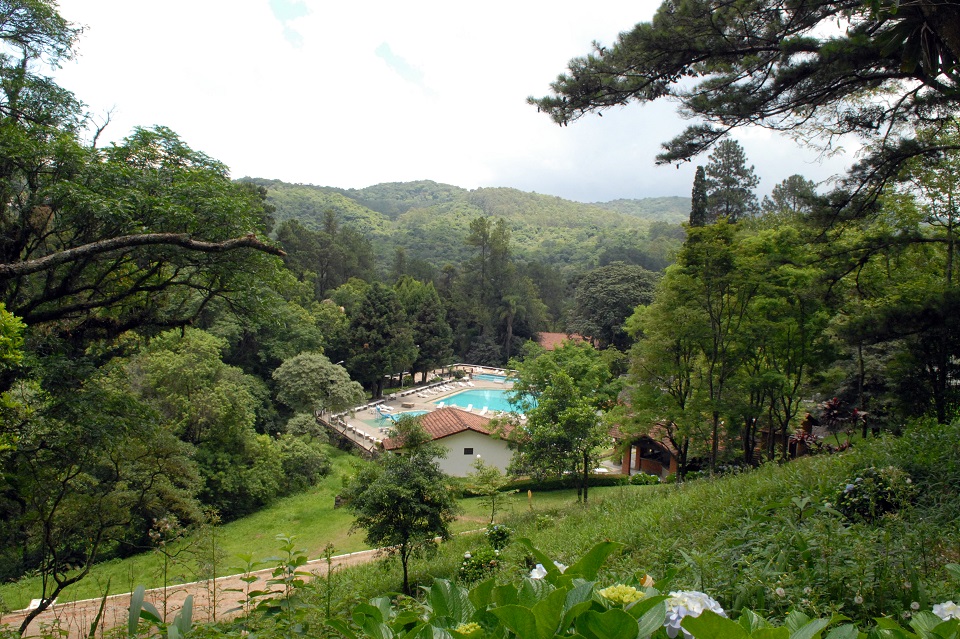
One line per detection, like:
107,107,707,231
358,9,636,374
292,422,960,629
6,421,956,629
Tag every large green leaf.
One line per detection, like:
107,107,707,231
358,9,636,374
563,542,625,580
468,578,496,610
682,610,750,639
128,585,146,637
823,625,860,639
428,579,474,624
519,577,555,608
911,611,947,634
790,617,832,639
576,609,642,639
635,599,668,638
531,588,569,639
491,605,538,638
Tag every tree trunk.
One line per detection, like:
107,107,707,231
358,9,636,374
582,452,589,505
400,544,410,595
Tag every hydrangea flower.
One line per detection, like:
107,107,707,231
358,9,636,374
453,621,482,636
933,601,960,620
598,584,646,605
529,561,567,579
664,590,726,639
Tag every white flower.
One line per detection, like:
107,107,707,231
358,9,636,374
775,587,786,598
664,591,726,639
933,601,960,620
910,601,920,611
529,561,567,579
854,595,864,605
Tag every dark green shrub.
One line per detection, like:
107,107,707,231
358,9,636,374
456,547,500,583
508,474,629,493
277,435,331,494
485,523,512,550
833,465,915,522
630,472,661,486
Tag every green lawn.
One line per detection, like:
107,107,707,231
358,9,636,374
0,448,607,610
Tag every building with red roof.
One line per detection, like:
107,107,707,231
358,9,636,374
382,407,514,477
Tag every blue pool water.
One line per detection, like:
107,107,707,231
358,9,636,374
472,373,513,383
380,410,428,421
435,389,529,413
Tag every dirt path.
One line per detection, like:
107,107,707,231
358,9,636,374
2,549,382,638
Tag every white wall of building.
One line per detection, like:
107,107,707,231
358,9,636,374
436,430,512,477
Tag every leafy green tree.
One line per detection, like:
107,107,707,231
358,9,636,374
678,222,761,471
731,227,831,461
127,329,288,520
568,262,659,350
0,303,24,393
346,282,418,398
342,418,460,594
0,361,200,631
465,457,517,523
624,269,709,478
704,140,759,224
512,371,609,503
1,123,283,347
509,341,618,501
272,352,365,417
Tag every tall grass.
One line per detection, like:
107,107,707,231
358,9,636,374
302,423,960,628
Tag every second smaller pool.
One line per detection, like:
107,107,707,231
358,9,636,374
471,373,513,383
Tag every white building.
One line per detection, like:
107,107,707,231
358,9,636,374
382,407,513,477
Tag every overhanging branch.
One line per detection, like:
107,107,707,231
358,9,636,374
0,233,286,280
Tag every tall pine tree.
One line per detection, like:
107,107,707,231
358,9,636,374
704,140,759,224
690,165,708,227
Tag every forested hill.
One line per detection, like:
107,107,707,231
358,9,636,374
240,178,689,274
592,196,690,224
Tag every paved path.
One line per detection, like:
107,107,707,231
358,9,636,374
3,548,381,638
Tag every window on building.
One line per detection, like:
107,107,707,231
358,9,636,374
463,447,474,455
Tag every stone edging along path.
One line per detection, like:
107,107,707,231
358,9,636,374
2,547,382,639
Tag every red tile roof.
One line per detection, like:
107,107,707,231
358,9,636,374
382,408,512,450
538,332,585,350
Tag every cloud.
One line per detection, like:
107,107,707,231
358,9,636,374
49,0,856,204
374,43,427,89
270,0,309,46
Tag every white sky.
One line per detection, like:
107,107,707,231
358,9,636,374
51,0,853,203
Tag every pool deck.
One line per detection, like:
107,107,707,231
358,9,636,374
330,373,515,447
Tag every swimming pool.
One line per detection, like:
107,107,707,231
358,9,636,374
435,389,529,413
378,409,429,421
471,373,514,383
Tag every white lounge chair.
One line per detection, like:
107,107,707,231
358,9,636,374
479,407,488,416
467,381,476,387
465,404,473,412
436,402,445,409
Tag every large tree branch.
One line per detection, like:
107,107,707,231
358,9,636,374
0,232,285,280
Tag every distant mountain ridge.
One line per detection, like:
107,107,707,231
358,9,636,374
239,177,689,273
